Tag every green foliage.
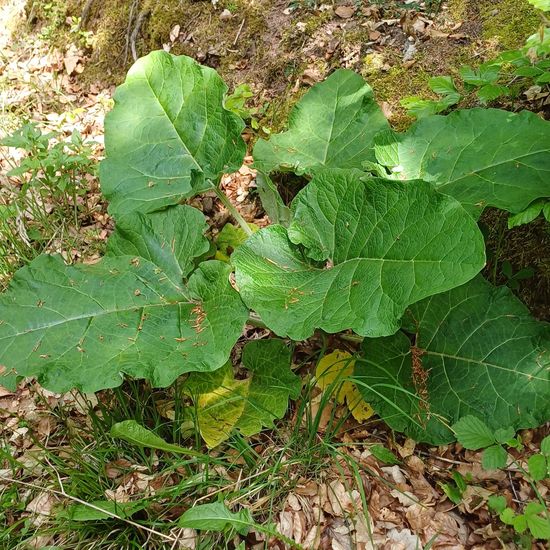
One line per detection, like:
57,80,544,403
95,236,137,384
453,416,496,449
178,502,254,535
254,172,291,226
177,502,301,548
1,52,550,451
355,278,550,444
224,83,268,131
498,503,550,540
233,169,484,340
0,212,248,392
454,416,550,539
100,51,246,217
110,420,204,456
214,221,258,262
508,199,550,229
528,0,550,11
253,69,389,176
369,444,401,465
185,339,301,447
61,500,148,522
0,122,97,264
400,76,461,117
501,260,535,290
440,471,468,505
402,22,550,117
373,109,550,216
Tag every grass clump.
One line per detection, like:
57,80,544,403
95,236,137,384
0,345,378,549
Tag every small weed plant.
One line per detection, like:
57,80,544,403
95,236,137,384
0,49,549,541
0,123,97,282
402,0,550,139
453,417,550,544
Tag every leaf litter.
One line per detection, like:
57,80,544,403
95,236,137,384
0,1,549,549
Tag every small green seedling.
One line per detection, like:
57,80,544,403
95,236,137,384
455,419,550,541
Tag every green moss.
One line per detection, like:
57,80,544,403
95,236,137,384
366,64,433,130
481,0,540,49
77,0,268,86
447,0,468,20
304,11,331,35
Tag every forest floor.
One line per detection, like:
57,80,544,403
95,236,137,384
0,1,549,549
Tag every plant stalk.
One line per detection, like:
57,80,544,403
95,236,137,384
214,186,253,236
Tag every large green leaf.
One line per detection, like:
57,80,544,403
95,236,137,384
185,339,301,447
355,276,550,444
0,207,248,392
0,256,246,392
527,0,549,11
100,51,246,216
373,109,550,215
253,70,389,176
107,205,210,284
233,169,485,340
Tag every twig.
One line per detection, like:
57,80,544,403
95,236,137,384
131,8,151,62
0,474,177,543
233,18,245,47
508,469,521,503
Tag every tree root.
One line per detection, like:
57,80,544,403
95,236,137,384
130,8,151,62
124,0,139,65
78,0,96,31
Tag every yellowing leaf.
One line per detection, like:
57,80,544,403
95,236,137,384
186,340,301,447
215,222,258,262
316,350,355,404
316,350,373,420
195,364,249,447
347,385,375,421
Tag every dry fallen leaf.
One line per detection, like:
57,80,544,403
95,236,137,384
169,24,180,43
335,6,355,19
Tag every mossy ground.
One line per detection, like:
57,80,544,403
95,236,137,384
22,0,543,131
480,0,540,49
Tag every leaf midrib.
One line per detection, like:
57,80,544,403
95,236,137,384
143,72,202,173
0,299,190,340
424,350,548,382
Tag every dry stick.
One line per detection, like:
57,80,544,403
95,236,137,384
0,474,178,543
233,18,245,47
78,0,96,31
124,0,139,65
131,8,151,62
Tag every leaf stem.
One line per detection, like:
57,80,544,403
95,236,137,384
246,312,267,328
214,186,253,236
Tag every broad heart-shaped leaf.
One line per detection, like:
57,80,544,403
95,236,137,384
0,254,248,393
253,70,389,176
373,108,550,215
107,205,210,285
185,339,301,447
232,169,485,340
100,51,246,217
355,276,550,445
